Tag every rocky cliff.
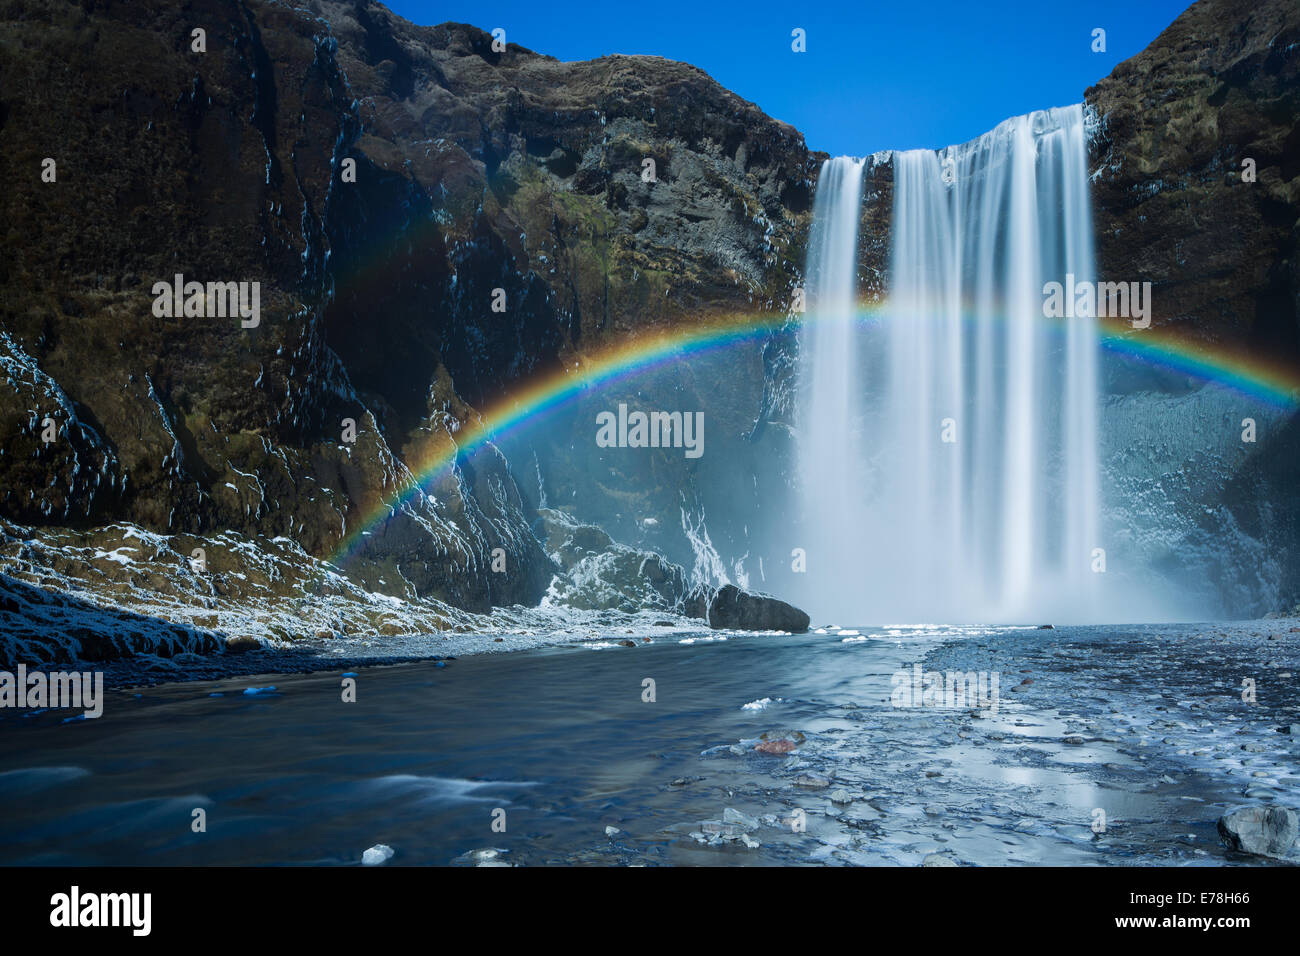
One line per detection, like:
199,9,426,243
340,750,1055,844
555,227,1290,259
1086,0,1299,363
1,0,1297,650
0,0,819,624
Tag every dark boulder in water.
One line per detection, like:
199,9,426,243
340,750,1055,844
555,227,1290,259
684,584,811,633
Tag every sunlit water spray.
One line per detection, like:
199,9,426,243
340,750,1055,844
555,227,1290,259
798,106,1103,622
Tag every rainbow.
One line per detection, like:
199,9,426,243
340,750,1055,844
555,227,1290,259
326,303,800,566
1096,317,1300,409
326,301,1300,567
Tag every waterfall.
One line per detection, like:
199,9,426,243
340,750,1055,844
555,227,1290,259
796,156,868,613
797,105,1101,623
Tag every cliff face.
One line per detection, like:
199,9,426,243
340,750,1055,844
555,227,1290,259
1086,0,1300,362
1083,0,1300,615
0,0,818,612
2,0,1296,633
313,1,820,577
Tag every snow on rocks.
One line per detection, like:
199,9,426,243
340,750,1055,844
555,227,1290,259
0,516,713,672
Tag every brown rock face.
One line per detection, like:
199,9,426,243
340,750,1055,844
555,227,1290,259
1086,0,1299,362
1,0,1295,631
314,2,821,576
317,3,818,339
0,0,818,612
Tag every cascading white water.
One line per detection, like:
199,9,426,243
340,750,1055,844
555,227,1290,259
796,156,869,609
797,105,1100,623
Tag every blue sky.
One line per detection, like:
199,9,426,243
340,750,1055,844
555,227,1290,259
383,0,1191,156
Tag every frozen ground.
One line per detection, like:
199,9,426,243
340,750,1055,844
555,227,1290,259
0,517,721,681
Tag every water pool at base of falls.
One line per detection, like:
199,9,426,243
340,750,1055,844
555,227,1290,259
2,621,1295,866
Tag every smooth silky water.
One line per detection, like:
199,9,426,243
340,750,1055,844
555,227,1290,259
1,623,1283,867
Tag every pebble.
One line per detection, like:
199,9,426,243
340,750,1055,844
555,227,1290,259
794,771,831,789
921,852,959,866
362,844,394,866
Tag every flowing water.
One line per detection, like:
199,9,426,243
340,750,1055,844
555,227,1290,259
797,156,869,611
798,106,1102,623
2,623,1292,866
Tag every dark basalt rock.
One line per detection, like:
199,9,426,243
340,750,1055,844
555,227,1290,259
1085,0,1300,366
684,583,810,633
0,0,818,615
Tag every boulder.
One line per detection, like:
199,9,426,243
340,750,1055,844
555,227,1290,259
684,584,811,633
1217,805,1299,858
538,509,689,612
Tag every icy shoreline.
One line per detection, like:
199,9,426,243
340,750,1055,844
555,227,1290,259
4,620,1296,865
0,517,729,679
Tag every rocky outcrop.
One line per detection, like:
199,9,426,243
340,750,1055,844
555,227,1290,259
0,516,468,667
536,507,687,612
0,0,818,618
0,0,544,613
1086,0,1300,361
535,509,810,628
